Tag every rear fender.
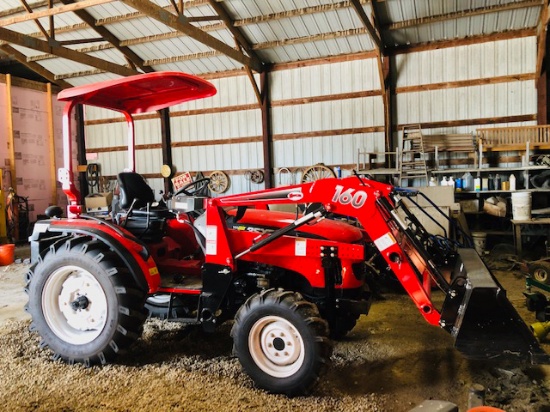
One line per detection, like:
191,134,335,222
30,219,161,294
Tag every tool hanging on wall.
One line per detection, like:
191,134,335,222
86,163,101,194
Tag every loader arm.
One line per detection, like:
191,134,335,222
205,176,443,326
205,175,550,363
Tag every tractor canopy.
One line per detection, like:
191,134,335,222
57,71,217,114
57,72,217,216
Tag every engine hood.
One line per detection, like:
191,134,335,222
227,208,363,244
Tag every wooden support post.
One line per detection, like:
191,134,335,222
6,74,16,190
75,104,88,198
47,83,57,205
260,68,273,188
159,108,173,195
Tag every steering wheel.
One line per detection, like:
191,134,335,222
175,177,211,196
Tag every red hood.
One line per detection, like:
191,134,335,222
227,208,363,244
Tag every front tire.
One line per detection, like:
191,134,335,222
25,237,147,365
231,289,332,396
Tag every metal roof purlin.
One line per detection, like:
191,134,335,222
119,0,263,73
58,0,152,73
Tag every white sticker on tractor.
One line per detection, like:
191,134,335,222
295,239,307,256
374,233,396,251
205,225,217,255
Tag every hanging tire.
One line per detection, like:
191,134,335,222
530,261,550,285
231,289,332,396
25,237,147,365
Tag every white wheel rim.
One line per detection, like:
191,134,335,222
249,315,305,378
42,265,108,345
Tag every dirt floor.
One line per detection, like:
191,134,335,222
1,245,550,411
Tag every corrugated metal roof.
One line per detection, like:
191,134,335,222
0,0,544,86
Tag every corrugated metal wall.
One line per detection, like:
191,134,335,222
395,36,537,133
83,36,537,195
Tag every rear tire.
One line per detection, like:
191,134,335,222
25,237,146,365
231,289,331,396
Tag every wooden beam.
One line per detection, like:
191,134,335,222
400,115,537,131
0,43,72,88
260,69,273,188
253,28,372,50
159,108,172,194
20,0,51,39
0,26,139,77
536,2,550,78
396,73,536,94
207,0,259,61
59,0,153,73
386,0,544,31
0,1,57,18
274,126,385,141
390,28,536,55
47,83,57,205
6,74,17,190
0,0,114,26
120,0,263,73
350,0,382,52
271,90,382,107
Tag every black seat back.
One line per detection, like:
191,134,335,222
117,172,155,209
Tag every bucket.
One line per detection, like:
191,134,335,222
511,191,532,221
471,232,487,255
0,244,15,266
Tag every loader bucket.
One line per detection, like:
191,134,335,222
440,248,550,364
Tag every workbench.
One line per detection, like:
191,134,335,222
510,218,550,256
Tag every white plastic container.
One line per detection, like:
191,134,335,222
474,177,481,191
511,192,531,220
509,174,516,191
462,172,473,191
471,232,487,255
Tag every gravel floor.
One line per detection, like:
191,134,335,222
1,259,550,411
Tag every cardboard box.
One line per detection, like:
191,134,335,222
85,192,113,211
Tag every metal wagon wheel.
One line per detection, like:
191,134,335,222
208,170,230,194
300,163,336,183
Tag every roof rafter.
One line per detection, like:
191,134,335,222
119,0,263,73
0,25,139,77
386,0,544,31
58,0,152,73
0,43,71,88
206,0,264,103
349,0,382,52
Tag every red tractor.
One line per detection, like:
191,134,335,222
26,72,548,396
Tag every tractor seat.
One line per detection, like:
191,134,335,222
117,172,172,218
116,172,173,241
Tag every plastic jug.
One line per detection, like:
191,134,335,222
509,174,516,191
462,172,473,191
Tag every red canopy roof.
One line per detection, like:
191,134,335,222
57,71,217,114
